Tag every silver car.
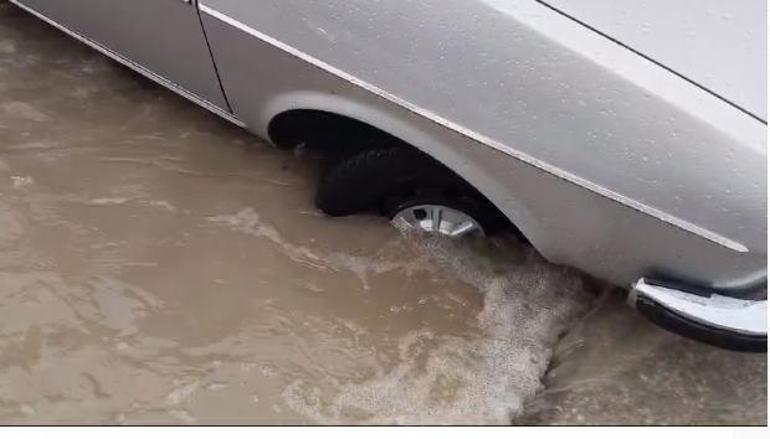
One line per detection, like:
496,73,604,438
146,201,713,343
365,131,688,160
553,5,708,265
9,0,767,351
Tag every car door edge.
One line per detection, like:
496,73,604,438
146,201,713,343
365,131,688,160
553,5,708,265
9,0,245,128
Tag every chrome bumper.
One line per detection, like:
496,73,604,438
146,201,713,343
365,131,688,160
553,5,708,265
629,278,767,352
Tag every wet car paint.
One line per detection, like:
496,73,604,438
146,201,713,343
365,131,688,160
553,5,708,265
0,4,765,425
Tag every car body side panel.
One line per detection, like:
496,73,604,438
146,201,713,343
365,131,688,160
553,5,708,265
15,0,230,110
200,0,766,259
544,0,767,121
199,3,766,289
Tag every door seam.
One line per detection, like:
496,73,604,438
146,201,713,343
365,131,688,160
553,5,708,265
194,0,235,114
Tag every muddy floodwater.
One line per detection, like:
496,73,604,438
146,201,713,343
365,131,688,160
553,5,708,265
0,4,766,425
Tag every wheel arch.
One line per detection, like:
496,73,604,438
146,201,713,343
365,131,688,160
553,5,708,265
260,91,543,246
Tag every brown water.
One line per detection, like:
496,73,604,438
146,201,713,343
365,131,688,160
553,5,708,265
0,4,765,425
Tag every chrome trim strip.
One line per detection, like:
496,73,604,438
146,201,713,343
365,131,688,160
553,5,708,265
630,278,767,336
10,0,246,128
199,4,748,253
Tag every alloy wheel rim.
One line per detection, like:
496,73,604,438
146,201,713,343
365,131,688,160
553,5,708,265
392,204,485,237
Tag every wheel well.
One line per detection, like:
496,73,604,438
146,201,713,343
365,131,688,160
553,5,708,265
267,109,523,239
268,109,407,152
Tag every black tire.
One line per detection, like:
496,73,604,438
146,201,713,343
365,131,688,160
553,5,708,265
315,145,508,234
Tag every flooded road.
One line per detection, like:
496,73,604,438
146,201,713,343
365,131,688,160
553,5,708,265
0,3,765,425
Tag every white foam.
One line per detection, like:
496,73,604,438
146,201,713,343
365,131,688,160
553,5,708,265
207,208,596,424
165,380,200,405
208,208,431,288
283,233,596,424
87,197,132,206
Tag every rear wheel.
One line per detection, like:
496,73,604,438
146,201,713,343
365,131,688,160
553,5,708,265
315,144,507,237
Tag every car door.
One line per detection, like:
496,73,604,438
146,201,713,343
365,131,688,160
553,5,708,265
15,0,230,111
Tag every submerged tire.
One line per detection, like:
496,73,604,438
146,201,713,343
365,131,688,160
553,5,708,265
315,145,508,235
